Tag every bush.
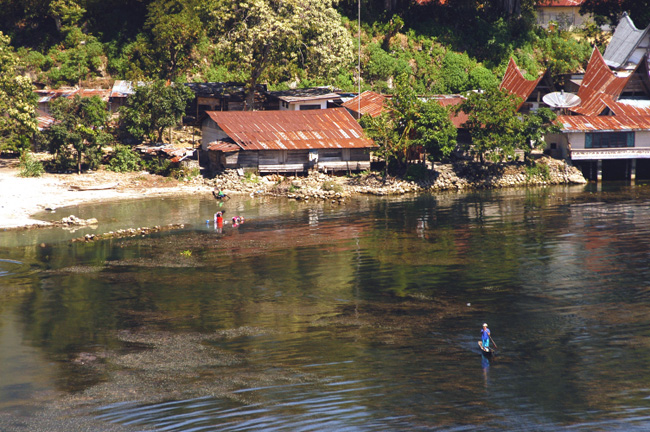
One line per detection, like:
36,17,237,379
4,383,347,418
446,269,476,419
321,180,343,193
107,145,141,172
405,163,428,182
526,162,550,181
18,152,45,177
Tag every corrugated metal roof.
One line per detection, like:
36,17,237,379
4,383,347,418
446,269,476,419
268,88,341,104
36,87,110,103
570,48,631,116
206,108,376,151
36,108,55,131
432,95,468,128
342,91,387,118
208,141,241,152
603,14,649,69
499,58,544,109
557,114,650,132
607,99,650,116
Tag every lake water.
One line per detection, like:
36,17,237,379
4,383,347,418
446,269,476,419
2,183,650,431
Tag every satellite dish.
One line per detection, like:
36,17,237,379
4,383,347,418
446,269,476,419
543,91,581,108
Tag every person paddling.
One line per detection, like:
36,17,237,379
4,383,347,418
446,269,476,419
481,323,491,350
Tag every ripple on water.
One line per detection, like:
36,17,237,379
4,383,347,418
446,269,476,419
95,376,394,432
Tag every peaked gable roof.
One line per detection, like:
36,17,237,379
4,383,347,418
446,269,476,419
499,58,545,109
205,108,375,151
571,48,631,115
603,14,650,69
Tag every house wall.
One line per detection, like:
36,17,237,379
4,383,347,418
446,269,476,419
537,7,589,30
279,100,328,111
201,118,230,150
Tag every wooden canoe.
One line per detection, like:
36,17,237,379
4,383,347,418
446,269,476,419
478,341,493,356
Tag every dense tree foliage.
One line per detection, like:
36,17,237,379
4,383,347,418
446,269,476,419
197,0,354,108
457,88,559,163
119,81,193,143
0,32,37,154
362,75,456,176
43,95,111,173
581,0,650,29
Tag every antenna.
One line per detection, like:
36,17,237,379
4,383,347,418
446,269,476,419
358,0,361,119
542,90,581,109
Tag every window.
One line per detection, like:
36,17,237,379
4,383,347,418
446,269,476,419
299,104,322,110
585,132,634,148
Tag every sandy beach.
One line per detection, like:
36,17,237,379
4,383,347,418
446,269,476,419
0,162,212,230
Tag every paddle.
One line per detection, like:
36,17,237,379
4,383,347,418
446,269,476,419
488,334,498,350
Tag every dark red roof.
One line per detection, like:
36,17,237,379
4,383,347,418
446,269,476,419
499,58,544,109
205,108,376,151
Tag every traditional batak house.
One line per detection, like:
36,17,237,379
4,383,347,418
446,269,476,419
546,47,650,181
202,108,376,173
499,58,555,114
603,13,650,74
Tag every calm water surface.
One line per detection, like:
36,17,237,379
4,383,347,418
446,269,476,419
2,183,650,431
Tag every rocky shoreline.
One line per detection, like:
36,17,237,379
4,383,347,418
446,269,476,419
208,156,586,202
0,156,586,231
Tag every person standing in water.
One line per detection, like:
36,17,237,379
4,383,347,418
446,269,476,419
481,323,491,349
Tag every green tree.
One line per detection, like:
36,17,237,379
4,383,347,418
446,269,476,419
456,87,521,163
199,0,353,109
144,0,202,79
119,80,193,143
0,32,38,155
514,107,560,162
360,74,420,177
44,95,111,173
413,100,457,161
581,0,650,29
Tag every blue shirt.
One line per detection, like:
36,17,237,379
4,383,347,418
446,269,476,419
481,328,490,342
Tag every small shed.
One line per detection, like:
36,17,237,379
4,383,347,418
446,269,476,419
266,88,342,111
202,108,376,173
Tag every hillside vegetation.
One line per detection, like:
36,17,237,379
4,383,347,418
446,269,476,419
0,0,639,176
0,0,600,92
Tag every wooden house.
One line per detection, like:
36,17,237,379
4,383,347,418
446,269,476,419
499,58,555,114
202,108,376,173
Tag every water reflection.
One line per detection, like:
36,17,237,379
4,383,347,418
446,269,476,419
4,185,650,430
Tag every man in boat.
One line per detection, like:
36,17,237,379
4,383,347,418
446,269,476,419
481,323,491,350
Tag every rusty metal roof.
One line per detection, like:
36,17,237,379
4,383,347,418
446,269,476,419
36,87,110,103
557,114,650,132
208,141,241,152
342,91,388,118
432,95,468,128
206,108,376,151
571,48,631,115
499,58,544,109
607,99,650,116
36,108,55,130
